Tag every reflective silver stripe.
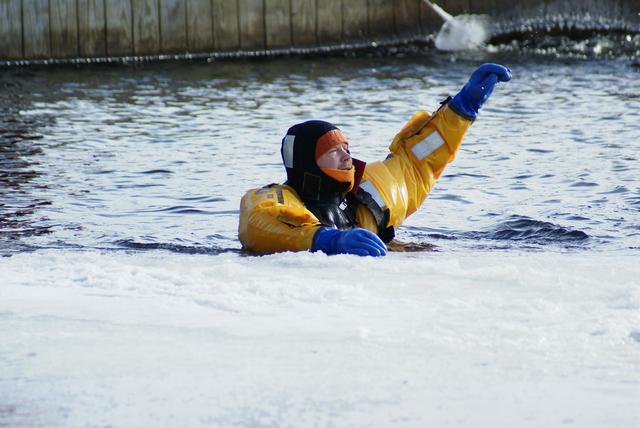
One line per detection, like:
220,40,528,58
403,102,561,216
283,134,295,168
411,131,445,161
359,180,386,209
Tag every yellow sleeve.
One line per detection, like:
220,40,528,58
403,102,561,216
238,185,322,254
356,104,472,229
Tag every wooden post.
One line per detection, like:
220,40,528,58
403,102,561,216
442,0,471,15
394,0,421,37
342,0,368,41
540,0,572,17
132,0,161,55
265,0,291,49
23,0,50,59
50,0,79,58
0,0,23,60
78,0,106,57
622,0,640,25
186,0,213,52
317,0,342,44
368,0,395,38
420,0,442,34
291,0,316,46
238,0,266,50
105,0,134,56
159,0,186,53
594,1,617,18
494,0,541,20
469,0,496,15
212,0,240,50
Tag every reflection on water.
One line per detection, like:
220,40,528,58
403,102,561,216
0,36,639,256
0,73,54,254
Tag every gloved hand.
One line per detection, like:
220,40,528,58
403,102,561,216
312,227,387,257
450,63,512,120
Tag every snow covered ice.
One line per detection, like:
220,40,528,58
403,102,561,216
2,250,639,427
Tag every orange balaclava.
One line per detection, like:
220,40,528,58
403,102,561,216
314,129,355,193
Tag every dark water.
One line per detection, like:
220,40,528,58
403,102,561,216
1,36,639,256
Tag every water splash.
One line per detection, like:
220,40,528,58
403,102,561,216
423,0,490,51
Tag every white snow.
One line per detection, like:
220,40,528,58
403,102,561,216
2,250,639,427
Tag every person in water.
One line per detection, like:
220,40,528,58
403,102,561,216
239,63,511,256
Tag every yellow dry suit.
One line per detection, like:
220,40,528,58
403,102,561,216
238,104,472,254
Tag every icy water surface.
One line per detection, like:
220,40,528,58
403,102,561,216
1,37,640,428
1,53,639,256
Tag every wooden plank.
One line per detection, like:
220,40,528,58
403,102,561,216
545,0,575,16
159,0,186,53
291,0,316,46
186,0,213,52
442,0,471,15
419,0,441,34
78,0,107,57
23,0,50,59
537,0,567,17
317,0,342,43
512,0,547,22
132,0,161,55
265,0,291,48
495,0,540,20
394,0,420,37
622,0,640,26
212,0,240,50
50,0,79,58
0,0,23,60
470,0,496,15
105,0,134,56
342,0,368,41
368,0,394,38
238,0,265,50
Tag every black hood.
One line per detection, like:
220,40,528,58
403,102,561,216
281,120,350,201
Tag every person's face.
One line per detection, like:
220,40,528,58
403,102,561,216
316,143,353,170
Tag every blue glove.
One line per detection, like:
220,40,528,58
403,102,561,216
449,63,512,120
312,227,387,257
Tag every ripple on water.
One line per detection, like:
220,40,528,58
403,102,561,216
570,181,599,187
446,172,491,179
114,183,165,189
401,215,591,250
1,54,639,255
526,148,554,154
136,206,239,215
624,195,640,208
599,185,629,195
471,215,590,244
430,193,473,204
177,196,227,202
612,162,632,172
114,239,240,255
140,169,173,174
564,215,591,222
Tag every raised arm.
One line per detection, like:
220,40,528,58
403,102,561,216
356,64,512,233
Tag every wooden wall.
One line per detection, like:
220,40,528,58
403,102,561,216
0,0,636,62
0,0,443,61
